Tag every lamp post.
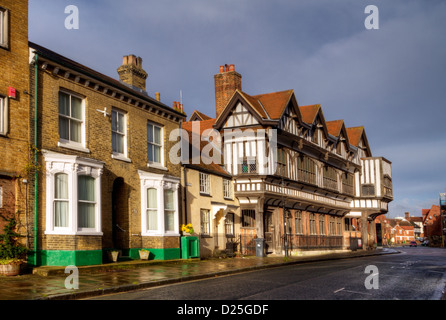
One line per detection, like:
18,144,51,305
439,193,445,248
282,176,289,257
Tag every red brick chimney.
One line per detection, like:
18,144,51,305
214,64,241,118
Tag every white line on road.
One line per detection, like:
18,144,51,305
333,288,373,296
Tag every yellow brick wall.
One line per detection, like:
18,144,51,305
0,0,30,240
33,61,183,252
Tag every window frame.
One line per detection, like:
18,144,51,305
147,122,164,169
223,178,232,199
111,108,129,160
318,215,326,235
199,172,210,195
77,175,97,231
0,95,8,135
53,173,69,228
309,213,317,235
200,209,211,236
0,7,9,49
242,209,256,228
362,184,375,197
225,213,235,236
294,211,303,235
297,155,316,185
323,166,338,191
146,188,158,232
58,90,88,153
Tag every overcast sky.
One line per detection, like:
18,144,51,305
29,0,446,218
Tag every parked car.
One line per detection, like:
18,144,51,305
409,241,417,247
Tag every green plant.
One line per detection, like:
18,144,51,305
181,223,194,234
0,217,28,263
23,143,41,177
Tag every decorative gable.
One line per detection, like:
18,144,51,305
223,102,259,128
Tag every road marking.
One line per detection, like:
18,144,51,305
333,287,372,296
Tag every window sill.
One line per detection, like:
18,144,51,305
147,162,168,171
200,192,212,197
112,153,131,163
141,232,181,237
58,140,90,154
45,230,103,236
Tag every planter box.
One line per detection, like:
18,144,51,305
107,251,120,262
139,250,150,260
0,264,21,276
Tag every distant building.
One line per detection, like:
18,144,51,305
375,214,416,245
404,212,424,239
422,205,443,246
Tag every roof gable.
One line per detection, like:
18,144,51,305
182,118,230,177
346,126,372,156
189,110,212,122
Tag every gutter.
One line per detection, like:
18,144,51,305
33,52,38,266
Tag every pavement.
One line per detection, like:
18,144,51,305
0,247,399,300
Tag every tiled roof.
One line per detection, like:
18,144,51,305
238,89,294,120
189,110,212,121
325,120,344,137
182,119,231,177
299,104,321,124
346,126,364,147
29,42,185,118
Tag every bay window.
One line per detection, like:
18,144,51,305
44,151,103,235
139,170,180,236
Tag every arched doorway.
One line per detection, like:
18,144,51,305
112,177,128,250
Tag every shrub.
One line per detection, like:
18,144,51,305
0,217,28,261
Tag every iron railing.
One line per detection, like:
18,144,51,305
282,234,344,250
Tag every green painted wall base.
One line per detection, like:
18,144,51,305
27,247,181,267
30,250,103,267
129,248,180,260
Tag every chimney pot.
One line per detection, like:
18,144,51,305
220,66,224,73
155,92,160,101
229,64,235,71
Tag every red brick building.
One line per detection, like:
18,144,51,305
375,215,415,245
422,205,443,246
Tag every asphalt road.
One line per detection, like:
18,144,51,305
90,247,446,301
